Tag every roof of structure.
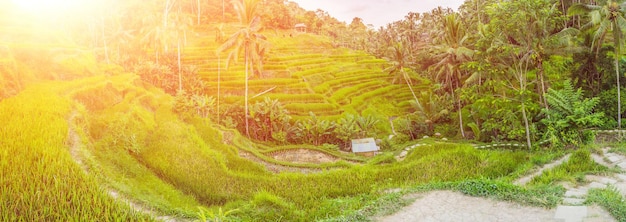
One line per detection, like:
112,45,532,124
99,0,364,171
351,138,379,153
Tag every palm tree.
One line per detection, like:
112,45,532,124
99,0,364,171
215,24,226,124
171,5,193,92
384,42,421,108
431,13,474,138
139,13,167,64
218,0,266,138
570,0,626,129
412,92,449,133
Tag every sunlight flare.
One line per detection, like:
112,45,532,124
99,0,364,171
13,0,79,13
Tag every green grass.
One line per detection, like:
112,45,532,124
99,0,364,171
529,149,610,186
183,27,423,128
609,142,626,156
71,81,534,219
0,82,151,221
455,179,564,207
586,187,626,221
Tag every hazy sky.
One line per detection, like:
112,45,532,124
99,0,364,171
290,0,466,28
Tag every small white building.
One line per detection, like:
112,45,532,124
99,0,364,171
294,23,307,32
351,138,379,157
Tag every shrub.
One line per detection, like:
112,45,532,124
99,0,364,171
541,80,604,148
597,87,626,128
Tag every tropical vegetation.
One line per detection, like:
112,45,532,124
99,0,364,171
2,0,626,221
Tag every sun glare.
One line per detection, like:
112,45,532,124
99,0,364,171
11,0,93,16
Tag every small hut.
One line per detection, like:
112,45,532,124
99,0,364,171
351,138,379,157
294,23,307,32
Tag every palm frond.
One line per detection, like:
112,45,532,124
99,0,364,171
568,4,601,16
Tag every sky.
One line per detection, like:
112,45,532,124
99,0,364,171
290,0,466,28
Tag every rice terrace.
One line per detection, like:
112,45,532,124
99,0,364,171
6,0,626,221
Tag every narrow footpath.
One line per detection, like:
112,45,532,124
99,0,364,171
382,146,626,222
66,111,184,222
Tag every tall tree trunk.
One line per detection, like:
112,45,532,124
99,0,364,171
217,54,221,124
616,53,622,129
389,117,397,135
560,0,567,27
521,101,532,149
101,17,109,64
519,69,532,149
163,0,170,29
177,38,182,92
245,45,250,138
197,0,201,25
615,20,623,129
457,93,465,139
538,58,549,109
403,71,421,108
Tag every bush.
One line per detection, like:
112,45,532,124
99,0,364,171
541,80,604,148
597,87,626,128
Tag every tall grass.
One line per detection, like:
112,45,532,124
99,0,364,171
587,187,626,221
0,82,150,221
529,149,609,186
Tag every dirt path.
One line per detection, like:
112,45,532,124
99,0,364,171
380,149,621,222
66,111,185,222
378,191,556,222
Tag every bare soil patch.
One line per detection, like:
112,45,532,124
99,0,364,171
238,150,321,174
270,148,341,164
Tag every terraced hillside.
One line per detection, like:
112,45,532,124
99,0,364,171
183,25,429,120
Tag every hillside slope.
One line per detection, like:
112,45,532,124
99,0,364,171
0,19,529,221
183,26,429,121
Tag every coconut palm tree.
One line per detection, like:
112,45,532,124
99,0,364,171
139,13,167,64
218,0,267,138
171,5,193,92
384,42,421,108
430,13,474,138
570,0,626,129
